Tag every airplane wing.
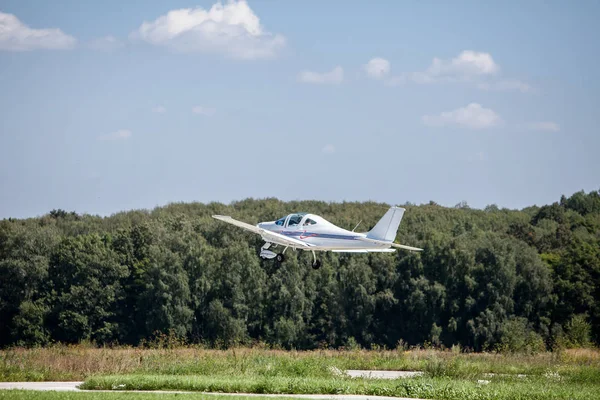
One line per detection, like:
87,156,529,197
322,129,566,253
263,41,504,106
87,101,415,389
356,236,423,252
212,215,312,248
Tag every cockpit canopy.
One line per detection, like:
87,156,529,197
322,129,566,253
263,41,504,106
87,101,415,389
274,212,317,228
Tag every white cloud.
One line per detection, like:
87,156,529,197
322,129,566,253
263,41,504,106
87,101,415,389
0,12,76,51
192,106,216,116
477,79,532,93
422,103,501,130
130,0,285,60
364,58,391,80
298,66,343,85
527,121,560,132
98,129,132,141
438,50,499,76
373,51,530,92
413,51,499,84
322,144,335,154
89,35,124,52
152,105,167,113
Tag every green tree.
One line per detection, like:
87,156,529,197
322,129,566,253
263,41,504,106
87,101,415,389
48,234,128,343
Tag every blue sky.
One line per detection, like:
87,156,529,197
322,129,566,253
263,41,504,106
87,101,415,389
1,0,598,219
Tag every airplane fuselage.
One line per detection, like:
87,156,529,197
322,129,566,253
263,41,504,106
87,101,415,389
257,213,389,251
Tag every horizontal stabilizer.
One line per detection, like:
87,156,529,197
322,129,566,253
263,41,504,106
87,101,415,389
390,242,423,252
358,236,423,252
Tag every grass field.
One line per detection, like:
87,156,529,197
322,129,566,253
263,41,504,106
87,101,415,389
0,390,292,400
81,374,600,400
1,346,599,400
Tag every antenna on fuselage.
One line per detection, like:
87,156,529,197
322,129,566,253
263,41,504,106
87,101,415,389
351,220,362,232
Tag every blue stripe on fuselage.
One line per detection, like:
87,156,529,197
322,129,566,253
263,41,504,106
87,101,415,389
276,231,359,240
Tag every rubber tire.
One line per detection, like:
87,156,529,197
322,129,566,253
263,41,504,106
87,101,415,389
312,260,322,270
276,253,285,263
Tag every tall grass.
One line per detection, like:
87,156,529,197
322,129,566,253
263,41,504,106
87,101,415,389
1,345,599,382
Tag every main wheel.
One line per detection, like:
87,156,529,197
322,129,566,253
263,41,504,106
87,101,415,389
312,259,321,270
276,253,285,262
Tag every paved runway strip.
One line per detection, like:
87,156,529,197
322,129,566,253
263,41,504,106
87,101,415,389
345,370,423,379
0,382,83,391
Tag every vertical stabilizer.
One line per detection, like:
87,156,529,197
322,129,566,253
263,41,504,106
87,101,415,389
366,206,405,242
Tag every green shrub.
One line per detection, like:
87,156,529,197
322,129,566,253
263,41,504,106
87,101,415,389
497,317,546,354
345,337,361,351
565,314,592,348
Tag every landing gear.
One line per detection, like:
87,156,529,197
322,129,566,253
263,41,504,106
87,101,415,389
260,242,287,263
311,250,321,270
260,242,277,260
261,243,321,269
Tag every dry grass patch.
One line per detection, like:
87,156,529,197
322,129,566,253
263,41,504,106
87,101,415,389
1,345,599,382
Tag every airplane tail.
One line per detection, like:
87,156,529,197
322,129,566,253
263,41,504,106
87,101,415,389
366,206,405,242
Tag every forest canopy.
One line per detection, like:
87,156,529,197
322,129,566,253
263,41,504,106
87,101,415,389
1,189,599,352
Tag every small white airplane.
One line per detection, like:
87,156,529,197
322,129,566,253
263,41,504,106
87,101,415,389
212,206,422,269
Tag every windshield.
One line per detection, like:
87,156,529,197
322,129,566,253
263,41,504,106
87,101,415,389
287,214,303,226
274,213,308,227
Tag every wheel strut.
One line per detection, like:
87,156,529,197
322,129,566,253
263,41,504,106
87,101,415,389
311,250,321,270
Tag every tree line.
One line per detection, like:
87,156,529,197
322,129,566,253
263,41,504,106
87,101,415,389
1,190,599,351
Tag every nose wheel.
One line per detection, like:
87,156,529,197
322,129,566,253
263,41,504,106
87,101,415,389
311,251,321,270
